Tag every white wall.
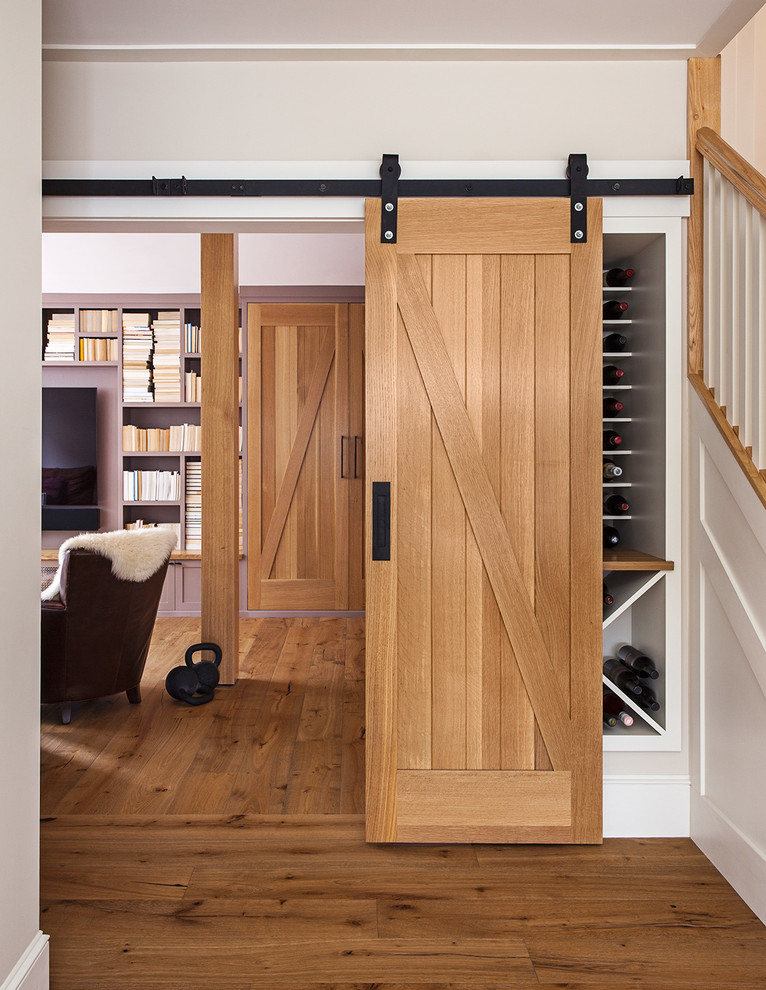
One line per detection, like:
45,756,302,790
42,59,687,163
1,3,49,989
721,3,766,172
42,232,365,292
688,391,766,924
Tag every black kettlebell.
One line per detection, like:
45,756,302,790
165,642,222,706
186,642,222,692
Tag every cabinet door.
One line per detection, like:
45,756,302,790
365,198,603,843
247,303,352,610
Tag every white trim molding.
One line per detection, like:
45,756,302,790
604,775,691,837
1,933,49,990
692,794,766,925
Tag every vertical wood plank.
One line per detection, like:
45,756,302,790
335,305,350,608
479,257,503,770
347,304,366,610
719,182,732,411
535,254,571,717
246,304,263,609
569,199,603,844
201,233,239,685
365,199,398,842
397,259,432,770
688,56,722,376
499,255,536,770
430,253,467,770
465,255,485,770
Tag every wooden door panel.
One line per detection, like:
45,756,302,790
366,198,602,844
248,305,348,610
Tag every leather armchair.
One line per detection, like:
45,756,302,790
41,548,170,723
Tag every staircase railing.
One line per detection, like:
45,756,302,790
689,126,766,510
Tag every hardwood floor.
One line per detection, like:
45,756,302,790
40,618,766,988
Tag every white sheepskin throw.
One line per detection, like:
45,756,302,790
41,528,177,602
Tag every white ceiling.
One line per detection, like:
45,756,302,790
42,0,766,60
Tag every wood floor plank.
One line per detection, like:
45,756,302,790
43,896,378,939
526,928,766,986
49,938,535,986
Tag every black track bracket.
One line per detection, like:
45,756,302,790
152,176,188,196
568,154,588,244
380,154,401,244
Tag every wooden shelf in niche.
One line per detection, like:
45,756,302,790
603,547,674,571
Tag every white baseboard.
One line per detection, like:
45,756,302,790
692,793,766,925
1,933,49,990
603,775,690,837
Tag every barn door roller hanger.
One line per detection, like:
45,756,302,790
42,154,693,245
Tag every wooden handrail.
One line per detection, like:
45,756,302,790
696,126,766,217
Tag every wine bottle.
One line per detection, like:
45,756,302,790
603,524,620,547
633,684,661,712
604,493,630,514
603,657,643,695
604,300,629,320
603,582,614,607
618,644,660,679
603,267,635,287
603,430,624,449
603,460,623,479
603,365,625,385
603,396,625,416
603,689,635,726
603,332,628,352
604,712,618,728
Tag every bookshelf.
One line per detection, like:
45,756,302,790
41,295,242,616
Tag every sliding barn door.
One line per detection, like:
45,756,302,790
365,198,603,843
248,303,361,610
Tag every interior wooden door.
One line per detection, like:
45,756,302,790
365,198,603,843
248,302,352,610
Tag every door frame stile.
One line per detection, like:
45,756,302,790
365,199,399,842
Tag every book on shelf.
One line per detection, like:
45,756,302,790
152,312,181,402
122,314,154,403
44,313,76,361
122,422,241,452
123,469,181,502
79,309,119,334
80,336,118,362
185,370,202,403
184,461,202,551
125,520,181,545
182,325,242,354
184,323,200,354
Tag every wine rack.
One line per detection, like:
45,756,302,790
601,223,682,753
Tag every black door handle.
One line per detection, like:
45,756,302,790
372,482,390,560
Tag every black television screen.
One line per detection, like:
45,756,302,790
42,387,98,506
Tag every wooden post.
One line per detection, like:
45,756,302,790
200,234,239,684
688,57,721,377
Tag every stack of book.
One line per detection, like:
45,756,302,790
185,462,202,551
123,469,181,502
80,337,118,361
44,313,76,361
152,311,181,402
122,314,154,402
80,310,119,334
125,520,181,545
